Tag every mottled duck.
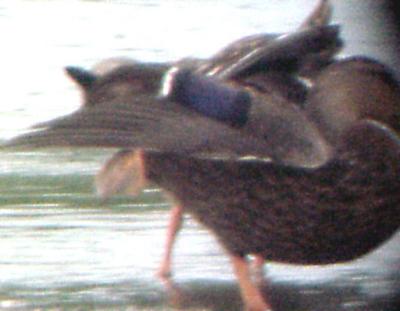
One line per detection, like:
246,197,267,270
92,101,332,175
51,0,339,282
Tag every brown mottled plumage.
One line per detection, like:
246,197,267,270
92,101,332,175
140,120,400,265
307,57,400,142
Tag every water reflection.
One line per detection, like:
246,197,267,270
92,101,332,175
0,0,400,310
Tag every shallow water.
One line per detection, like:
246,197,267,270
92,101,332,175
0,0,400,310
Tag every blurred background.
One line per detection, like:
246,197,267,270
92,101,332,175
0,1,399,310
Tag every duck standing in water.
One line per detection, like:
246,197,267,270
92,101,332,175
5,3,400,311
5,54,400,311
56,0,338,281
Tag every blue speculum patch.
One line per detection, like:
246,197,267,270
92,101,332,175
174,71,251,127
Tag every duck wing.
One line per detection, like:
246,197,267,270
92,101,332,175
2,94,272,158
198,25,341,80
4,88,329,167
162,69,332,167
299,0,331,30
197,0,335,79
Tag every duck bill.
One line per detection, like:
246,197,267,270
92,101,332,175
95,149,148,199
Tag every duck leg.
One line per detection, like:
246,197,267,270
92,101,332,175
230,254,271,311
251,254,266,285
157,204,184,279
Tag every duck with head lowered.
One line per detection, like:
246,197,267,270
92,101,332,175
5,56,400,311
5,3,400,311
42,0,340,282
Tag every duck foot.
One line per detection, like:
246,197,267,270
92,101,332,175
159,273,185,309
250,254,266,286
230,254,273,311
